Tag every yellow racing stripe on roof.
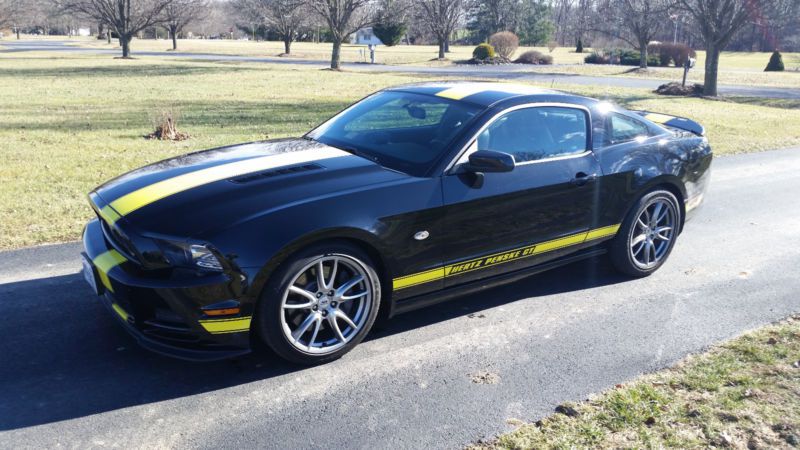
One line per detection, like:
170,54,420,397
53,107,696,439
435,85,492,100
107,148,348,217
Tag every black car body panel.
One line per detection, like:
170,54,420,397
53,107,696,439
81,82,712,360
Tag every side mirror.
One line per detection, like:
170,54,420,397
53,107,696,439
467,150,515,173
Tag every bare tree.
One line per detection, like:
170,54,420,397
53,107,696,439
597,0,674,68
415,0,463,59
235,0,308,54
162,0,208,50
308,0,374,69
0,0,20,31
679,0,770,96
59,0,174,57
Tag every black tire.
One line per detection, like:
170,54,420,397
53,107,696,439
609,189,681,277
256,241,381,365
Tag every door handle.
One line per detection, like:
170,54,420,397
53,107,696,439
570,172,597,187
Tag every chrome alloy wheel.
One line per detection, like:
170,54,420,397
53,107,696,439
629,198,677,269
279,255,373,355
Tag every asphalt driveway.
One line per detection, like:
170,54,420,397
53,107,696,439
1,147,799,448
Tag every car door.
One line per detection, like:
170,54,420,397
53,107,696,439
440,104,602,288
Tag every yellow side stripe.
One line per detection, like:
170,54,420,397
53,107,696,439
93,249,127,293
393,224,620,291
199,317,252,334
107,148,348,217
585,224,621,241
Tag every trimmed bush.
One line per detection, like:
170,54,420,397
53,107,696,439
515,50,553,64
576,38,584,53
649,43,696,67
472,43,496,60
372,23,407,47
619,49,659,66
584,52,609,64
765,51,785,71
489,31,519,59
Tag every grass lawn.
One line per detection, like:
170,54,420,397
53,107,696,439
474,316,800,449
70,37,591,65
1,52,799,250
66,37,800,86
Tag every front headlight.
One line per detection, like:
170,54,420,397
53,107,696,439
157,240,223,271
189,244,223,271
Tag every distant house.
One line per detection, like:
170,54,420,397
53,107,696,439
352,27,382,45
78,28,91,37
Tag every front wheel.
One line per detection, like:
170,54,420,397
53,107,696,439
256,242,381,365
609,190,681,277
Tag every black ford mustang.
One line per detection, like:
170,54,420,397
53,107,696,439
82,82,712,364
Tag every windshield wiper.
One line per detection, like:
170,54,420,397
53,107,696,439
336,144,381,164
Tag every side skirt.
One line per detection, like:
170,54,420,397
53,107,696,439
390,247,608,316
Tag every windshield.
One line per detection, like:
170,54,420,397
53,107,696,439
306,91,482,177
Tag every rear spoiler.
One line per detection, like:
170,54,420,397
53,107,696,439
634,111,705,136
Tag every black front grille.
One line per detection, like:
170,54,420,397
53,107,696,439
229,163,322,184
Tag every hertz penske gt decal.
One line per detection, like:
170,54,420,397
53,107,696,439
393,224,621,290
95,147,349,224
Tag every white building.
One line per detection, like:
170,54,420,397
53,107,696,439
351,28,382,45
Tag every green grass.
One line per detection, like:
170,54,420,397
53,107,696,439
1,52,799,250
475,316,800,449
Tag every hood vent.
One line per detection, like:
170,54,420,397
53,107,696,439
229,163,323,184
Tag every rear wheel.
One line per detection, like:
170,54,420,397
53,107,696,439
609,190,681,277
256,242,380,365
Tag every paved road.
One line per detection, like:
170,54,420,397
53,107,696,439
3,39,799,99
1,147,799,448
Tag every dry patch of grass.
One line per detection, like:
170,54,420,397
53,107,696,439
473,316,800,449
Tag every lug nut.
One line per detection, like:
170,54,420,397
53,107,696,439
328,291,334,296
331,301,338,308
312,306,318,311
322,310,328,317
316,292,322,298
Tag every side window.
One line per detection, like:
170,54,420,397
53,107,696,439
476,106,588,163
606,113,650,145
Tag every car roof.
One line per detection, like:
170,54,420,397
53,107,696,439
385,81,598,109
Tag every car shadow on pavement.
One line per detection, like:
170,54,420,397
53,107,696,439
0,257,626,431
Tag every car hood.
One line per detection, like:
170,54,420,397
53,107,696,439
89,138,410,238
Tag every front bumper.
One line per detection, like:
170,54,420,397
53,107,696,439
82,219,253,361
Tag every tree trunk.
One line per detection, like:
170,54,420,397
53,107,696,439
16,28,20,39
171,25,178,50
703,44,720,96
283,36,291,54
330,39,342,69
639,38,648,69
120,35,132,58
444,37,450,53
438,39,445,59
107,28,112,44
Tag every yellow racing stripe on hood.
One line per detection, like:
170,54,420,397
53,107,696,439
107,147,348,217
93,249,127,293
